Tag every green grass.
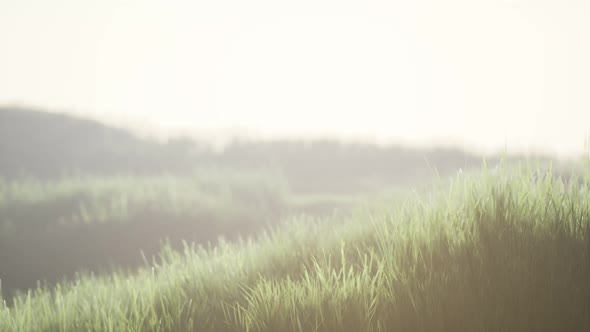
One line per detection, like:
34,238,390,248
0,169,359,300
1,164,589,331
0,169,290,227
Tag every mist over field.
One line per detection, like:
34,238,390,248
1,0,590,331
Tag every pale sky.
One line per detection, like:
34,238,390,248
1,0,589,157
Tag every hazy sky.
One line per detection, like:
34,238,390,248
1,0,589,156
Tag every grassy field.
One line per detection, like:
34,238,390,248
0,169,290,226
1,164,588,331
0,169,360,301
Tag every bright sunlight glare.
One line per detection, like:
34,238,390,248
1,0,589,157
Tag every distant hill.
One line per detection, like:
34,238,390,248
0,107,200,178
218,140,484,192
0,107,517,192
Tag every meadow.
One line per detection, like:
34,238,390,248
0,169,359,301
1,164,588,331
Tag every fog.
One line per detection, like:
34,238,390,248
1,0,589,156
2,2,590,330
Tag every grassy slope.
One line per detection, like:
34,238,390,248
0,170,362,300
0,170,289,227
1,165,590,331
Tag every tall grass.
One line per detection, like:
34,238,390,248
1,165,589,331
0,169,296,302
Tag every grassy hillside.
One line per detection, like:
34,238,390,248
0,170,289,227
1,165,588,331
0,170,359,300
